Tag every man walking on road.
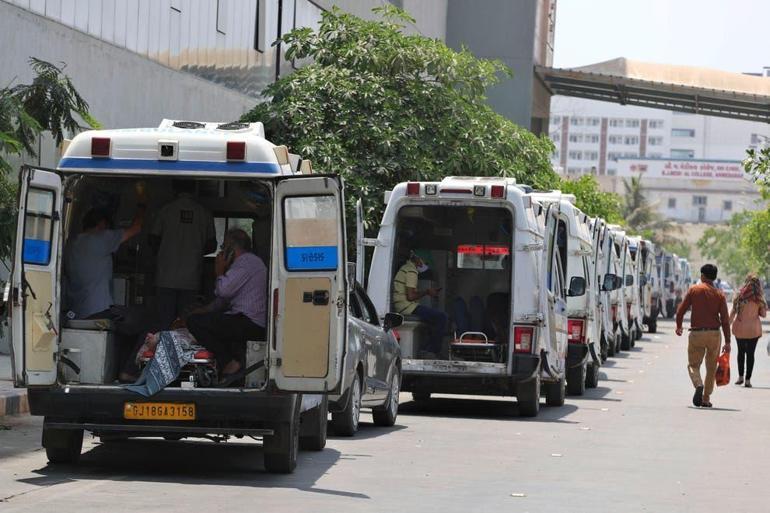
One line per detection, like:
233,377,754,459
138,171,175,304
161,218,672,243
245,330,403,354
675,264,731,408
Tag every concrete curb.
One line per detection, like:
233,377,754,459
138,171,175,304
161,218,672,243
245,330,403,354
0,388,29,418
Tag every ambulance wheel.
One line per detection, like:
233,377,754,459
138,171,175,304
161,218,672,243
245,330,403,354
332,372,361,437
585,361,600,389
544,378,566,407
607,334,617,357
620,331,632,351
43,421,83,465
516,375,540,417
264,403,300,474
373,368,400,427
566,362,586,396
648,317,657,333
665,300,675,319
299,395,328,451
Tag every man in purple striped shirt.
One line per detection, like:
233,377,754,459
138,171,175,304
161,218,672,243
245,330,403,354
187,229,267,379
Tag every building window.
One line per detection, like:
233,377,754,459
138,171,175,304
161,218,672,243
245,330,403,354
668,198,676,209
607,168,617,176
623,152,638,158
568,150,583,160
648,152,663,158
625,119,640,128
609,118,623,128
586,117,600,126
723,200,733,211
216,0,227,34
608,135,622,145
693,195,707,206
672,128,695,137
584,151,599,160
552,150,560,160
648,119,665,129
586,134,600,144
570,117,585,126
567,167,581,174
624,136,639,145
569,134,584,143
648,136,663,146
607,152,621,161
551,116,561,125
671,149,695,159
550,132,560,142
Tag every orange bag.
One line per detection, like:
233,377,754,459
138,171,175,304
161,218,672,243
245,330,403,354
715,351,730,387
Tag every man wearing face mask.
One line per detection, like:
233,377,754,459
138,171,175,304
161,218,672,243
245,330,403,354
392,250,447,358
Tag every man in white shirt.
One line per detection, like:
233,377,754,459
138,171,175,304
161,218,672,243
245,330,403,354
149,180,216,328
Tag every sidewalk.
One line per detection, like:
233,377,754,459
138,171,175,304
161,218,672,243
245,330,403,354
0,354,28,418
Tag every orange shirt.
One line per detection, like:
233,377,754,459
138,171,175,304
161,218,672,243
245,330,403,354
676,282,730,341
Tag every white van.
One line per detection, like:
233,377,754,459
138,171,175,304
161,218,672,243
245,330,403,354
607,226,633,352
637,239,659,333
626,236,645,341
590,218,622,360
5,120,348,473
659,250,677,318
366,178,567,417
529,192,597,396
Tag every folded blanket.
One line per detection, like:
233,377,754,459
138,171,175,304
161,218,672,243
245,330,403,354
125,329,197,397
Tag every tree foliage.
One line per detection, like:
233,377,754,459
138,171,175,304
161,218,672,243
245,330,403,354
620,176,680,247
242,6,559,234
697,211,759,282
558,174,623,224
0,58,100,266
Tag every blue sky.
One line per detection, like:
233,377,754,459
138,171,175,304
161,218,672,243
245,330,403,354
553,0,770,74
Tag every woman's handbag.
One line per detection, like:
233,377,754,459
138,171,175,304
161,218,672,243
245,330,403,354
715,351,730,387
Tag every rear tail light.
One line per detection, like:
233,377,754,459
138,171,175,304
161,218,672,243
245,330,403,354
491,185,506,198
567,319,585,343
611,304,618,321
392,329,401,343
227,141,246,161
91,137,111,157
626,304,632,317
406,182,420,195
513,326,534,353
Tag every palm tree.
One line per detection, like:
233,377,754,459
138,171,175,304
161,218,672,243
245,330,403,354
621,177,681,246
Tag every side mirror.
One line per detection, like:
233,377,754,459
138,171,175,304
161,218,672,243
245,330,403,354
602,274,618,292
383,312,403,332
639,275,647,286
625,275,634,286
566,276,587,297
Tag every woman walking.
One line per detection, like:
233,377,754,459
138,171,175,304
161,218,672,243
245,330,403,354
729,274,767,387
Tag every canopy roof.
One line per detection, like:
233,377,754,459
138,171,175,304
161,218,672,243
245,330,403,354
536,58,770,123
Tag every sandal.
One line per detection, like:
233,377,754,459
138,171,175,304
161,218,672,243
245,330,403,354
701,400,713,408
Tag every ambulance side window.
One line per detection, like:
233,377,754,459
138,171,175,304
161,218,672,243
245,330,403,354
22,188,55,265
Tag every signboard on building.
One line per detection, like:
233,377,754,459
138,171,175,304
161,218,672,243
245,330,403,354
617,158,748,182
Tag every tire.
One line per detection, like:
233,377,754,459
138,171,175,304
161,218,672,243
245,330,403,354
665,300,675,319
648,316,657,333
606,333,616,357
264,401,300,474
42,422,84,465
411,391,431,402
544,378,566,407
516,375,540,417
620,329,632,350
332,372,362,437
299,395,328,451
585,361,600,389
373,368,400,427
566,362,587,396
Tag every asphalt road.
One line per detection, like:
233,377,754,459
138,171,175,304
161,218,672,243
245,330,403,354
2,319,769,513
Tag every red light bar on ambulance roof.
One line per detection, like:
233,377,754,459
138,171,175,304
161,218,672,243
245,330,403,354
457,244,510,256
406,182,420,196
91,137,111,157
227,141,246,161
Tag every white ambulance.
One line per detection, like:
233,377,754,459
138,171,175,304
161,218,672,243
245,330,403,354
4,120,348,473
366,177,567,417
637,239,659,333
528,192,598,396
589,217,623,360
627,236,646,341
607,225,633,352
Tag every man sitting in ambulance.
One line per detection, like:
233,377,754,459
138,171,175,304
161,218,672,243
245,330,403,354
392,250,447,359
186,229,267,382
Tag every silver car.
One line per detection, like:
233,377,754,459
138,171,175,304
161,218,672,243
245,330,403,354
329,283,403,436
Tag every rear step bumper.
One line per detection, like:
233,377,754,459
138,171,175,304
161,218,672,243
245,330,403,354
29,387,298,434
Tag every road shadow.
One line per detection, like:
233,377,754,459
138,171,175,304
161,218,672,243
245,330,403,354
328,422,407,441
398,397,579,424
686,406,741,412
568,386,621,402
19,438,369,499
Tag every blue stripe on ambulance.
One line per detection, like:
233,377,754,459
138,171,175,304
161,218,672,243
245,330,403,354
58,157,281,173
285,246,338,271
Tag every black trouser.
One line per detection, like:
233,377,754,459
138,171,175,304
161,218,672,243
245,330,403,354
736,337,759,379
187,312,266,370
156,287,198,329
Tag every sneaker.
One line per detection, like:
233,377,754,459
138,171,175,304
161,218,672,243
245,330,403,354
692,385,704,407
735,377,745,385
745,379,753,388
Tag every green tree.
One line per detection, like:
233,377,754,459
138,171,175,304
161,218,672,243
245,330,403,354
0,58,100,267
697,211,755,282
242,7,558,236
621,176,680,246
558,174,623,223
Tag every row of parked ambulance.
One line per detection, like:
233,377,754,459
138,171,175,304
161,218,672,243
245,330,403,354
6,120,693,473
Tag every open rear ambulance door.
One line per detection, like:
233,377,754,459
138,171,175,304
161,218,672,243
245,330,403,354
270,175,347,393
10,167,63,386
539,203,567,378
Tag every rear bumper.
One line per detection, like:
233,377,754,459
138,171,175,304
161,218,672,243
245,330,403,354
29,386,298,435
567,343,590,368
401,354,540,396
